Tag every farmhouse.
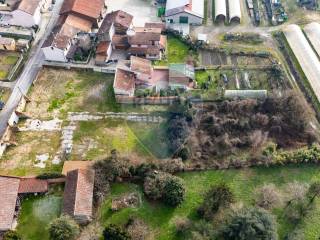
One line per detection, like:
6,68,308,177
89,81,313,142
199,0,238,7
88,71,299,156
0,0,50,28
62,169,95,225
165,0,204,25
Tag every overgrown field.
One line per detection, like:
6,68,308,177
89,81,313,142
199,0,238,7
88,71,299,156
0,51,19,80
99,165,320,240
71,119,170,161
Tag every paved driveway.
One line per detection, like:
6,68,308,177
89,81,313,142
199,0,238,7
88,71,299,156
105,0,159,26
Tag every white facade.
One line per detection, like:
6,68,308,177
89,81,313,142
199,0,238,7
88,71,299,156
42,46,68,62
228,0,241,23
165,12,203,25
165,0,204,25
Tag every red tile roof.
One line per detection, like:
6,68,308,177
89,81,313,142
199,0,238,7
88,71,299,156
62,169,95,221
114,68,136,94
18,178,48,194
60,0,104,20
18,0,41,15
0,176,20,231
130,56,152,75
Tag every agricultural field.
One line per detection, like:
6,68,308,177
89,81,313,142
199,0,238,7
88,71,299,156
98,165,320,240
0,51,19,80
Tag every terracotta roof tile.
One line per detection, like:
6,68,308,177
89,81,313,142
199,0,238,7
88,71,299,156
0,176,20,231
114,68,136,93
18,178,48,194
60,0,104,20
62,169,94,221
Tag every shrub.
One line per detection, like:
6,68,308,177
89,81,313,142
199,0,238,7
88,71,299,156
48,215,79,240
3,231,21,240
126,218,150,240
197,183,235,220
103,224,130,240
255,184,282,209
174,217,192,235
143,171,185,207
36,172,65,179
158,158,185,173
222,207,277,240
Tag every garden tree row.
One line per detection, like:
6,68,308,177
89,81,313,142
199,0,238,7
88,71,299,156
93,150,186,206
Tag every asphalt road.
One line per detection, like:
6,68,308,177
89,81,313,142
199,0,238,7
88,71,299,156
0,0,63,138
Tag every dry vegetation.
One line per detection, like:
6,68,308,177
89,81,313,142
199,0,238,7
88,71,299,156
172,91,318,168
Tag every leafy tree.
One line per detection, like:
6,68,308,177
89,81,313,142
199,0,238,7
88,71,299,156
48,215,79,240
144,171,185,207
103,224,130,240
3,230,21,240
222,207,277,240
197,183,235,220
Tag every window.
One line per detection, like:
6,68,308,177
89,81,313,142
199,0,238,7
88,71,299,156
179,16,188,24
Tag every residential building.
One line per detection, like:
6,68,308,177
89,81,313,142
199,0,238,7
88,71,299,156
169,63,195,89
95,40,112,65
0,0,50,28
59,0,105,28
62,169,95,225
165,0,204,25
113,56,170,96
127,27,167,60
42,0,106,62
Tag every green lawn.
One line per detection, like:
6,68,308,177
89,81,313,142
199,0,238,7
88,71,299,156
154,36,193,66
17,186,63,240
99,165,320,240
0,52,19,80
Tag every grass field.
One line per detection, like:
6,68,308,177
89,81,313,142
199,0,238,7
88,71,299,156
71,119,170,161
0,131,62,176
99,165,320,240
0,51,19,80
154,36,195,66
16,186,63,240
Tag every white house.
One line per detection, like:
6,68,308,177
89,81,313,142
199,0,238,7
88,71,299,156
165,0,204,25
0,0,50,28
